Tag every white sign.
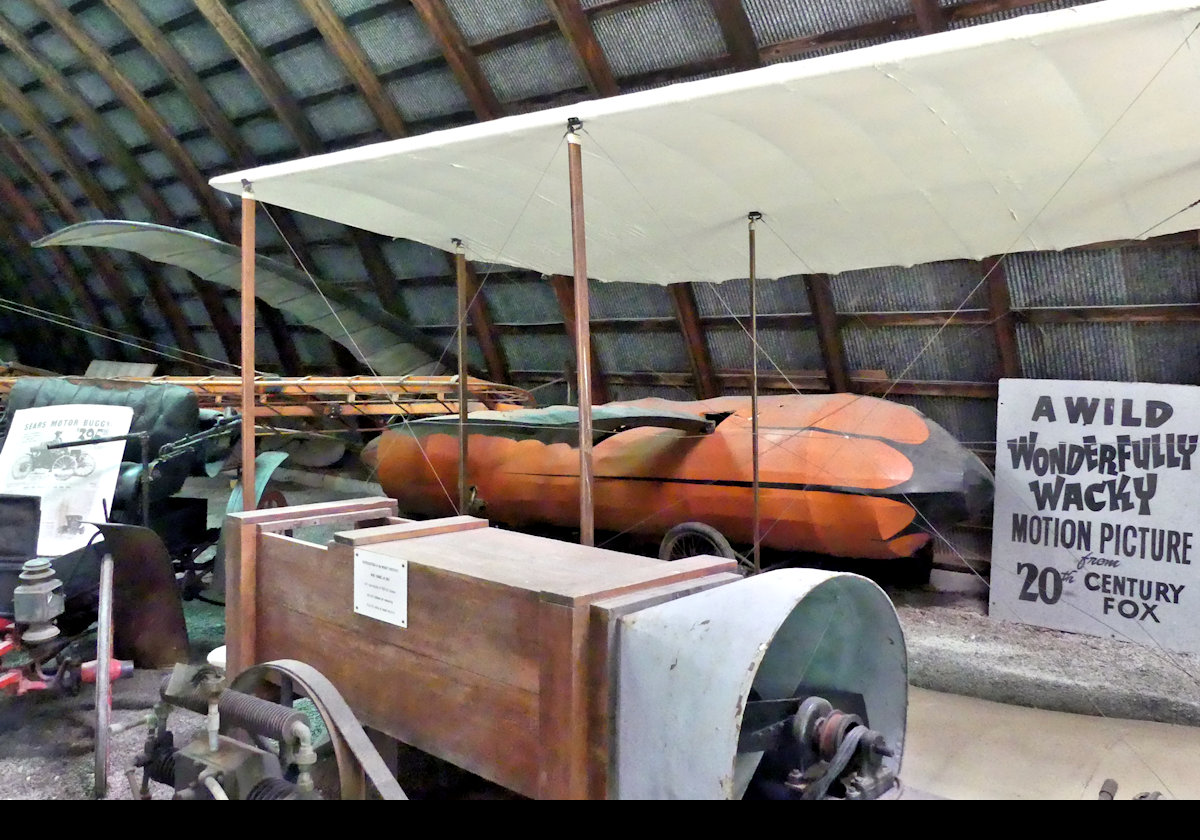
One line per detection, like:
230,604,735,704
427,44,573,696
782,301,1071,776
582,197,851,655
353,548,407,628
0,404,134,555
991,379,1200,654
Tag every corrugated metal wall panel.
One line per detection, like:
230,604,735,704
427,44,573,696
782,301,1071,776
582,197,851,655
444,0,549,43
742,0,910,45
947,0,1081,30
691,276,811,317
504,330,572,372
842,324,998,381
590,280,674,319
608,382,695,402
891,394,998,447
593,0,725,78
479,35,587,104
1132,323,1200,385
482,278,560,324
1016,323,1136,381
707,325,823,371
1007,248,1200,308
831,260,983,311
593,330,689,373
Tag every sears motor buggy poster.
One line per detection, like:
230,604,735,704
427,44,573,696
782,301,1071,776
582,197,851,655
991,379,1200,654
0,404,134,555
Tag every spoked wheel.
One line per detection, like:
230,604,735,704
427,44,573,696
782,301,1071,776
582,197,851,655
659,522,755,574
228,660,405,800
12,454,33,479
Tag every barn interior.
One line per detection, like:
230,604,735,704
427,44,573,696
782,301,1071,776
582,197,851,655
1,0,1199,800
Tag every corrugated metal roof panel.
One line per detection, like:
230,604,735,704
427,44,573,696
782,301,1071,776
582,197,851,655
242,118,295,158
608,382,696,402
481,278,560,324
273,41,349,98
309,244,366,285
593,330,688,373
399,283,457,327
479,34,587,104
691,276,811,317
1016,323,1136,381
706,325,823,371
387,67,471,124
101,108,148,147
158,182,201,219
947,0,1081,30
1,0,40,31
742,0,910,46
137,150,174,181
134,0,193,27
28,88,70,126
232,0,312,47
382,239,449,280
30,30,79,67
206,70,269,118
504,330,572,372
75,4,128,50
149,90,204,134
168,22,233,72
1006,247,1200,308
329,0,385,16
307,95,377,143
71,71,116,109
831,260,983,312
352,7,442,73
594,0,725,78
589,280,673,319
842,324,997,381
112,48,169,91
444,0,550,44
182,136,230,171
1132,324,1200,385
95,164,125,192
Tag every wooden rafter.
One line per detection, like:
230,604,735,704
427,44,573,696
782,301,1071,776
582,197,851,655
667,283,720,399
194,0,418,369
0,14,242,365
804,274,851,393
296,0,409,137
911,0,950,34
550,274,609,405
0,196,94,365
34,0,302,376
410,0,504,119
462,261,511,384
707,0,760,70
982,256,1022,380
544,0,620,96
0,174,126,363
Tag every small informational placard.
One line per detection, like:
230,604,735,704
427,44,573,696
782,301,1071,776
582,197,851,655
991,379,1200,654
353,548,408,628
0,404,134,555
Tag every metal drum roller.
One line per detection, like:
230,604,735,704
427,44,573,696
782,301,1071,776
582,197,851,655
614,568,907,800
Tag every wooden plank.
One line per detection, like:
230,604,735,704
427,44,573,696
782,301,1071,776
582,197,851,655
257,606,541,796
537,600,590,798
229,496,397,529
334,515,489,545
668,283,720,399
982,256,1022,379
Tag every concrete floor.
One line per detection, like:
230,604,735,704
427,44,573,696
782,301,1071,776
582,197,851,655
3,469,1199,799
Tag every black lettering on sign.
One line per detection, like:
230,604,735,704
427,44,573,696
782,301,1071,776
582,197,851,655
1016,562,1064,605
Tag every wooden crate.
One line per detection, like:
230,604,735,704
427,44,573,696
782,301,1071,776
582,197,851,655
226,498,738,799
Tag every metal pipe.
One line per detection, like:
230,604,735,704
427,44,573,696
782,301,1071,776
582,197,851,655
240,182,256,513
748,212,762,573
567,118,594,547
454,241,469,514
200,772,229,801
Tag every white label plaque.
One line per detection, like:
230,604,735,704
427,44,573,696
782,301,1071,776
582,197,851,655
991,379,1200,655
353,548,407,628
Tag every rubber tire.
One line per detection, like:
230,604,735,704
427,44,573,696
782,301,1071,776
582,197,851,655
659,521,737,562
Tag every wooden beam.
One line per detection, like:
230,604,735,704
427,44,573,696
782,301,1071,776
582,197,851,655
544,0,620,96
296,0,410,137
707,0,760,70
981,256,1022,380
0,13,242,365
1021,304,1200,324
410,0,504,119
0,175,126,363
550,274,609,405
462,262,511,383
194,0,410,367
803,274,851,393
911,0,949,34
667,283,720,399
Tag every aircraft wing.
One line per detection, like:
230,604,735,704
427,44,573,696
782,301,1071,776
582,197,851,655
402,403,717,445
33,220,447,376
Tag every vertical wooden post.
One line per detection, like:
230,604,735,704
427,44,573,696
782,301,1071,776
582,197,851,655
983,256,1022,380
454,240,470,513
567,118,594,547
240,183,256,511
748,211,762,573
804,274,851,393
